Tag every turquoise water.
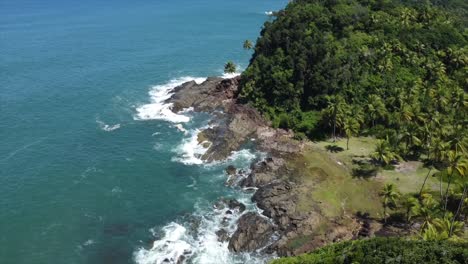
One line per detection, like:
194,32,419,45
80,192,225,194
0,1,286,263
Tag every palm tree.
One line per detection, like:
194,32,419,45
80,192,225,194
324,95,345,142
243,39,253,50
443,151,467,211
419,165,434,197
424,213,464,240
224,61,237,74
371,139,401,166
380,183,400,224
400,124,421,156
450,182,467,237
417,193,439,231
366,95,386,127
429,137,449,163
343,117,360,150
402,196,419,223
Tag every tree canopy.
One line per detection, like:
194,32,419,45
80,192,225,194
271,237,468,264
239,0,467,148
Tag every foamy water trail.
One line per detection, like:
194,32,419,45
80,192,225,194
134,150,272,264
134,77,207,123
171,127,212,165
134,73,275,263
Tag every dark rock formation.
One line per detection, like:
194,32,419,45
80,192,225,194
241,157,285,188
227,199,246,212
225,165,237,175
216,229,230,242
228,212,275,252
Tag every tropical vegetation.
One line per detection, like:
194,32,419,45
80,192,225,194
271,237,468,264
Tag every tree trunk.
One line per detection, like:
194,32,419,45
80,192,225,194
449,185,466,237
383,206,387,224
439,173,443,204
333,117,336,142
443,172,454,212
419,168,432,197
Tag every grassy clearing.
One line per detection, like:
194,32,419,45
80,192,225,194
290,144,383,218
314,137,441,193
290,137,443,219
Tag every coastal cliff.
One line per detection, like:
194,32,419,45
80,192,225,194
165,77,404,257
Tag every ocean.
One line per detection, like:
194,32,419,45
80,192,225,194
0,0,286,263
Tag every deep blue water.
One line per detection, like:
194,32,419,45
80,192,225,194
0,1,286,263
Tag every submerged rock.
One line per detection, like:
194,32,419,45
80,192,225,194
216,229,230,242
225,165,237,175
228,212,275,252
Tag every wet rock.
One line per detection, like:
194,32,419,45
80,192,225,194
252,181,297,229
225,165,237,175
227,199,246,212
228,212,275,252
226,210,233,215
216,229,230,242
167,76,240,113
176,255,185,264
241,158,285,188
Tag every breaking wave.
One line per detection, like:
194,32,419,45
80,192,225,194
134,77,206,123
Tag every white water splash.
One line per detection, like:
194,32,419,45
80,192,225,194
171,128,211,165
96,118,121,132
134,77,207,123
134,201,271,264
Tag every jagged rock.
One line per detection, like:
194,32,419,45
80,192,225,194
228,212,274,252
227,199,246,212
252,181,297,229
241,158,285,188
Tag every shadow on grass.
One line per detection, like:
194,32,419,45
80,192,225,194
325,144,344,153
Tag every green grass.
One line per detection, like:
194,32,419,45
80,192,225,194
315,137,442,193
289,143,383,218
294,137,445,219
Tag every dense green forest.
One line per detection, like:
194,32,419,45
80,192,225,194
239,0,467,246
240,0,467,143
271,237,468,263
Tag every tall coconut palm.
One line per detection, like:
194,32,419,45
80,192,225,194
366,95,386,127
400,124,422,156
443,151,467,211
450,182,467,237
380,183,400,224
324,95,345,142
343,117,360,150
243,39,253,50
224,61,237,74
419,166,434,197
371,139,401,166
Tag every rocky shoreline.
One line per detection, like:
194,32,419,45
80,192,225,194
165,77,405,258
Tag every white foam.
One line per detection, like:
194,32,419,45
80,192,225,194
174,124,188,135
96,118,121,132
134,223,193,264
226,149,257,164
221,72,241,79
265,11,273,16
134,77,207,123
172,128,211,165
134,200,272,264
